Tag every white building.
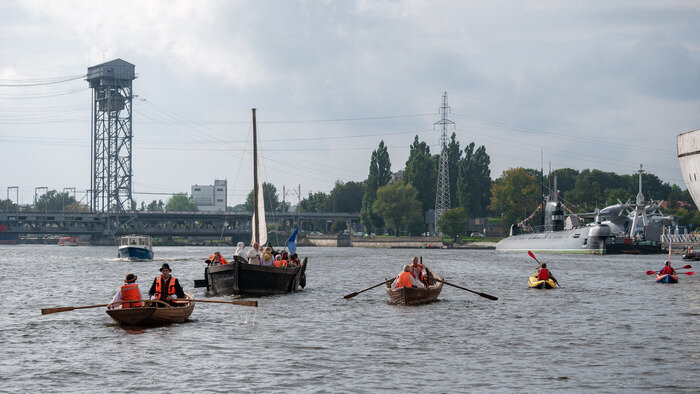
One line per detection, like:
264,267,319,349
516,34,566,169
191,179,227,212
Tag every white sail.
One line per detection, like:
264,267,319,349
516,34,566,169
251,168,268,246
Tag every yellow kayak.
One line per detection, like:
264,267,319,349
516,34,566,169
528,274,556,289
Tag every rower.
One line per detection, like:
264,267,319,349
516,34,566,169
148,263,186,307
659,261,676,275
410,256,428,283
108,273,143,309
391,265,425,289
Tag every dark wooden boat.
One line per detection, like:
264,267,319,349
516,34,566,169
198,256,307,296
385,269,443,305
105,294,195,327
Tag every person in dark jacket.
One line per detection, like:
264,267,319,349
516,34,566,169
148,263,186,307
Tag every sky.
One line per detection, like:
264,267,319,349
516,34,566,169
1,0,699,207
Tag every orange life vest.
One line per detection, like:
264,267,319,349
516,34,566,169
210,254,228,265
120,283,142,308
396,271,413,288
154,275,177,300
412,263,428,282
274,259,287,268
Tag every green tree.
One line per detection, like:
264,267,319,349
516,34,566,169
299,191,331,213
546,168,579,197
330,181,365,213
604,188,631,206
361,140,391,233
489,168,540,227
403,136,436,212
165,193,198,212
245,182,281,212
447,132,462,209
146,200,165,211
456,142,491,216
34,190,77,212
437,207,468,242
372,182,422,236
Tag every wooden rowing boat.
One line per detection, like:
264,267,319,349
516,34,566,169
105,293,195,327
385,269,443,305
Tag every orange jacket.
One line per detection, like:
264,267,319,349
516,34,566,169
210,254,229,265
154,276,177,300
396,271,413,288
120,283,142,308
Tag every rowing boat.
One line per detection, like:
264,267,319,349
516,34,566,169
385,269,443,305
105,293,195,327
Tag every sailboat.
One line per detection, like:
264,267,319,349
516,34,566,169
195,108,308,296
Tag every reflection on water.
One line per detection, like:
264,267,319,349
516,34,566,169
0,245,697,391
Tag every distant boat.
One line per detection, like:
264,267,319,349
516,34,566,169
196,108,307,296
117,235,154,260
58,236,79,246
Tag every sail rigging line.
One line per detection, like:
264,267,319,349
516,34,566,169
218,123,252,243
255,115,281,247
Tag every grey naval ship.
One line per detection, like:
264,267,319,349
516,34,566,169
496,166,674,254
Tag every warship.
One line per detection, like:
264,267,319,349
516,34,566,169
495,166,674,254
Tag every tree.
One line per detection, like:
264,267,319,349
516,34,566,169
299,191,331,213
546,168,579,197
437,207,468,242
330,181,364,213
361,140,391,233
244,182,281,212
403,136,436,212
34,190,77,212
604,188,630,206
146,200,165,211
0,199,18,212
447,132,462,209
165,193,198,212
489,168,540,227
330,219,347,234
372,182,423,236
456,142,491,216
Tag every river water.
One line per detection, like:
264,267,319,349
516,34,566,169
0,245,697,392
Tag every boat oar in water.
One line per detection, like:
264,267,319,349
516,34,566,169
174,299,258,307
41,299,154,315
343,280,391,299
527,250,561,288
433,278,498,301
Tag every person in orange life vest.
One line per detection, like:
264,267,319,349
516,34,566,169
659,261,676,275
391,265,425,289
108,273,143,309
148,263,185,307
410,257,428,283
273,254,288,268
288,253,301,267
210,251,228,265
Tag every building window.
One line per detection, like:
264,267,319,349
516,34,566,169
217,199,223,202
194,188,201,191
217,188,224,192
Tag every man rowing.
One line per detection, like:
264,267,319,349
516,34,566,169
391,265,425,289
108,273,143,309
410,256,428,284
148,263,186,307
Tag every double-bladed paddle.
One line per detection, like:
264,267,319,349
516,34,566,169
646,265,692,275
527,250,561,287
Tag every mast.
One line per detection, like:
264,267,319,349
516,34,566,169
252,108,259,245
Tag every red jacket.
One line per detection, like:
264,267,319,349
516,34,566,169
537,268,550,280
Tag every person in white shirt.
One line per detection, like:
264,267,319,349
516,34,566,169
247,242,261,264
108,273,144,309
234,241,248,262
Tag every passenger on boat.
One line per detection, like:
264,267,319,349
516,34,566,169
210,251,229,265
288,253,301,267
410,257,428,283
234,242,248,262
273,254,287,268
261,250,274,266
108,273,143,309
148,264,186,307
391,265,425,289
536,263,550,280
247,242,262,264
659,261,676,275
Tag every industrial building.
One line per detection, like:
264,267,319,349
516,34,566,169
191,180,227,212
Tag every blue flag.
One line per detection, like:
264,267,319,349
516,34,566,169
286,225,300,255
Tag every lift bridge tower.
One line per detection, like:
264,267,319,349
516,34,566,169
86,59,135,214
434,92,455,235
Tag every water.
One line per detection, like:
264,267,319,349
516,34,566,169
1,245,697,392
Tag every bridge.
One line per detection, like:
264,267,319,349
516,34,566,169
0,211,361,240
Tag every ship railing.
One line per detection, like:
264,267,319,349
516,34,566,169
661,234,700,244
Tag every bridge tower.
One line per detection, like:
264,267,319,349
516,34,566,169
86,59,135,213
434,92,455,235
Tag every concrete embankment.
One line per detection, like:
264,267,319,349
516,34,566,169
304,235,497,249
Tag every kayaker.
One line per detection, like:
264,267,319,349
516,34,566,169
247,242,262,264
536,263,550,280
659,261,676,275
410,257,428,283
391,265,425,289
108,273,143,309
148,263,186,307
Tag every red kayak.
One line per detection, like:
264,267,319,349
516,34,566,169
656,273,678,284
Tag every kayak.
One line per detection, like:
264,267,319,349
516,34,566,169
655,273,678,284
528,274,556,289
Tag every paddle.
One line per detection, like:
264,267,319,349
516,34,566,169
528,250,561,288
174,299,258,307
647,271,694,276
646,265,692,275
344,280,392,299
433,278,498,301
41,299,155,315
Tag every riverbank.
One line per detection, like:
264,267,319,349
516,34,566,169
304,235,498,249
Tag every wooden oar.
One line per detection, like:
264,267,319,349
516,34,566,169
41,299,155,315
433,278,498,301
344,280,391,299
174,299,258,307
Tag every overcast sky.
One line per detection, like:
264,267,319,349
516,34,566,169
1,0,699,207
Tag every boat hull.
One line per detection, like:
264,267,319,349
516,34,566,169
203,258,307,296
655,274,678,284
106,301,194,327
681,253,700,261
496,226,605,254
528,274,556,289
118,246,153,260
385,272,443,305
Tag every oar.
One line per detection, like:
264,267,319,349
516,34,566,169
528,251,561,287
41,299,154,315
344,280,391,299
174,299,258,307
433,278,498,301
